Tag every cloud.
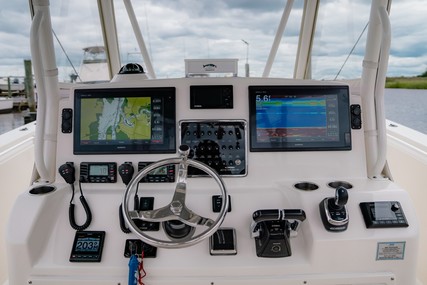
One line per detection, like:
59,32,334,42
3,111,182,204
0,0,426,79
0,2,32,76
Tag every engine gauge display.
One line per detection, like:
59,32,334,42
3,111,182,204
70,231,106,262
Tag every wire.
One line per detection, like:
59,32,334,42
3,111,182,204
334,22,369,80
52,29,82,82
68,181,92,231
69,183,75,204
119,204,132,233
119,182,140,233
137,250,146,285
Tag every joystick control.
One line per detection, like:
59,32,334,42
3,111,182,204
319,186,349,232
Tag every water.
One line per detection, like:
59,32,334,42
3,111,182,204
0,88,426,136
384,88,427,134
0,110,28,135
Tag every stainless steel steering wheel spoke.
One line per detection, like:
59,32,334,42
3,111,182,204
122,145,229,248
178,206,215,227
129,203,214,228
129,204,174,222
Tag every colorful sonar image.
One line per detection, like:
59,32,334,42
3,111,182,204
80,97,151,143
256,95,339,143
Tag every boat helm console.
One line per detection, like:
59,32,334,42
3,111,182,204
6,75,418,284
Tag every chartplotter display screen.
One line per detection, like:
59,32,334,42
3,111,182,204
249,85,351,152
74,87,176,154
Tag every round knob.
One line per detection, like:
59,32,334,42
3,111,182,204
391,203,400,212
352,105,361,116
178,145,190,157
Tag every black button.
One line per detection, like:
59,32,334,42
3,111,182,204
212,195,232,212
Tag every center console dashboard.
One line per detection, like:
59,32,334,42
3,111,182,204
7,77,418,284
57,77,366,181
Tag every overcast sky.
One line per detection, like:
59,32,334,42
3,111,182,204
0,0,426,81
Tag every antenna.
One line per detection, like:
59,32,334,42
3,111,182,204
241,39,250,77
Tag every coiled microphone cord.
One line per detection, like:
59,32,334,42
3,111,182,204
68,181,92,231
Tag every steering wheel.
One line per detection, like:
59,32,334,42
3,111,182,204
122,145,229,248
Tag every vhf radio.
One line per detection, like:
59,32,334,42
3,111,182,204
80,162,117,183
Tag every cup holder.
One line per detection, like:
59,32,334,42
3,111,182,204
328,181,353,189
29,185,56,195
294,182,319,191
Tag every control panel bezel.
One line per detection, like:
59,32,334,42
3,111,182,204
179,119,247,177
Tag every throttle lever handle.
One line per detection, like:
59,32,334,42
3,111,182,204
251,209,306,238
252,209,306,223
334,186,349,208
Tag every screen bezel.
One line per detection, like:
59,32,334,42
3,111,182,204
73,87,176,154
249,85,351,152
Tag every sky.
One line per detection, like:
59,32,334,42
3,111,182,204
0,0,426,81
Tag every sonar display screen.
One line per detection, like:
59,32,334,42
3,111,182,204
249,85,351,151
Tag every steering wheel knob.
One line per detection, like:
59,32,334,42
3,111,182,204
178,144,190,157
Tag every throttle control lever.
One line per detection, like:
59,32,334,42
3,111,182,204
319,186,349,232
250,209,306,258
251,209,306,237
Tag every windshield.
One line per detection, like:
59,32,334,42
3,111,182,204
311,0,371,80
113,0,304,79
49,0,303,80
1,0,426,82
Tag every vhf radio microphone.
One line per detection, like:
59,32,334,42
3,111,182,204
59,162,92,231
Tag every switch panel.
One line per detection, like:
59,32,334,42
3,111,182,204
61,108,73,133
350,104,362,129
180,120,247,176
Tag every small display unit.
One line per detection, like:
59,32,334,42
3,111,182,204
190,85,233,109
80,162,117,183
74,87,176,154
138,162,175,183
360,201,409,228
249,85,351,152
70,231,105,262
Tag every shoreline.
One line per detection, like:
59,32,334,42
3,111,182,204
386,76,427,89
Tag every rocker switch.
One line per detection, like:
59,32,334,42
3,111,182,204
212,195,232,213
